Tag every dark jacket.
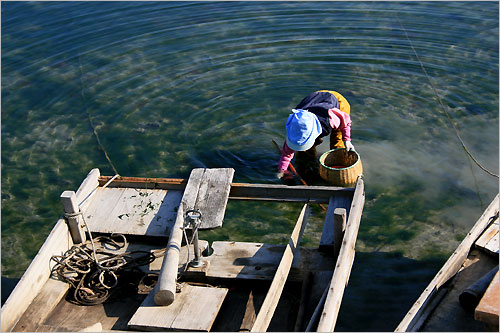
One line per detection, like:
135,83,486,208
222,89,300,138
295,91,339,138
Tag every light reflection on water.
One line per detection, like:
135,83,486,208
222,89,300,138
1,1,498,330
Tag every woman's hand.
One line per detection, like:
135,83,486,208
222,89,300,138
344,141,356,152
277,169,293,180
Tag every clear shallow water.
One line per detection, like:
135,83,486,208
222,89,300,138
1,1,498,331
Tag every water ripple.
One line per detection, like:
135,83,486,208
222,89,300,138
1,1,498,290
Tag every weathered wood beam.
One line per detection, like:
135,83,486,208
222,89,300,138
98,176,187,190
60,191,86,243
319,195,351,253
98,176,354,203
251,204,309,332
333,208,347,261
316,176,365,332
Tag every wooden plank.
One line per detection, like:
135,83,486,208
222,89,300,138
395,194,500,332
12,279,69,332
107,188,162,227
206,242,284,280
317,176,364,332
155,168,234,305
320,197,336,252
128,284,228,331
240,290,259,331
106,188,169,235
191,168,235,229
76,168,101,208
1,219,73,332
36,322,103,332
99,176,354,202
475,217,499,256
483,232,499,256
203,242,332,281
60,191,86,243
155,190,183,235
319,194,352,251
98,176,187,190
251,203,309,332
82,187,181,237
155,168,205,305
82,187,126,231
333,208,347,260
475,271,499,325
231,183,352,203
41,282,145,331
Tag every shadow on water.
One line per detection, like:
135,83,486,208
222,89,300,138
335,251,446,332
1,277,20,305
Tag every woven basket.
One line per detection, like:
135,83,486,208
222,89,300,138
319,148,363,187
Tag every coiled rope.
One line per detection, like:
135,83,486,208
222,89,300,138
50,233,161,305
396,13,499,179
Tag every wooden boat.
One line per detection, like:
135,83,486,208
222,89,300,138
396,194,499,332
1,167,365,332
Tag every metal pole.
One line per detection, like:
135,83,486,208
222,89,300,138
185,209,203,268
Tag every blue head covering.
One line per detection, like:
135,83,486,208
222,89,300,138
286,109,322,151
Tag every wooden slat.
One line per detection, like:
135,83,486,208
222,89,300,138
251,204,309,332
76,168,100,208
82,187,181,237
475,217,499,256
206,242,285,280
98,176,187,189
99,176,354,203
190,168,235,229
107,188,165,226
83,187,126,229
317,176,365,332
229,183,352,203
106,188,171,235
35,322,103,332
12,279,69,332
483,233,499,256
475,271,499,325
240,290,259,331
395,194,500,332
154,190,183,235
61,191,86,243
333,208,347,260
128,284,228,331
320,195,352,251
202,242,332,281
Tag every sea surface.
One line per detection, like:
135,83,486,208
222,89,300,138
1,1,498,331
